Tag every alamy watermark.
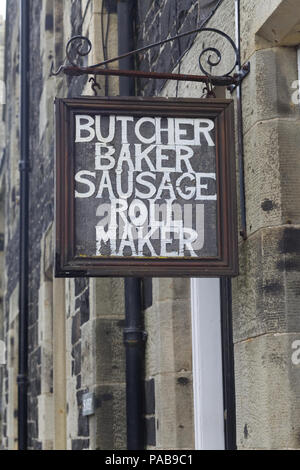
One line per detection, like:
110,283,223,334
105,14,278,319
95,200,206,257
291,339,300,365
291,80,300,105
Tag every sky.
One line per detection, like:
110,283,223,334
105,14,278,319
0,0,5,18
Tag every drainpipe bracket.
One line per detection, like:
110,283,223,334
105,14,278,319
228,61,250,93
123,327,148,345
17,373,28,385
19,161,31,172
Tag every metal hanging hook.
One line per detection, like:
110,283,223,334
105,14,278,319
202,77,216,98
89,76,101,96
50,60,66,77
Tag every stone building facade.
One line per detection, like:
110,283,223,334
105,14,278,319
0,0,300,451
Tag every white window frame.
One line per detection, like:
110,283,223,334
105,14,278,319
191,278,225,450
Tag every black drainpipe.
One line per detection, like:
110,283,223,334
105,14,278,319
124,278,145,450
117,0,146,450
18,0,30,451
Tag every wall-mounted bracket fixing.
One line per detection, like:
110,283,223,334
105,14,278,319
50,26,250,90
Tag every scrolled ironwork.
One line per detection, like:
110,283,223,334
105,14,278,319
50,25,246,86
197,28,239,77
66,35,92,67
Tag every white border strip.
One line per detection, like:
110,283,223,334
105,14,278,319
191,278,225,450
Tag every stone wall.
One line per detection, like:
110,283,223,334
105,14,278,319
135,0,222,450
0,0,226,451
158,0,300,450
136,0,221,96
233,0,300,450
1,0,20,450
2,0,300,451
0,0,125,450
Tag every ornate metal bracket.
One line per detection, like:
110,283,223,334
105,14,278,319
50,26,250,90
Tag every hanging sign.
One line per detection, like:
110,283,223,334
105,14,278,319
55,97,238,277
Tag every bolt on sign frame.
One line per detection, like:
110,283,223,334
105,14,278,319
55,96,238,278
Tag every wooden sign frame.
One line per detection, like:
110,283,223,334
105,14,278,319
55,96,238,277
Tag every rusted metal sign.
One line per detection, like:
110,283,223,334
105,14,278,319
55,97,238,277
